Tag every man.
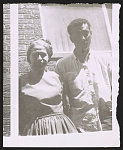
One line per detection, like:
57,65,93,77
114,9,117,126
55,18,112,132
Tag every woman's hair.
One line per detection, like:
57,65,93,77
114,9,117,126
27,38,53,63
67,18,91,35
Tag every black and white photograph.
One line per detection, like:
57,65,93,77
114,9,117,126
3,3,120,147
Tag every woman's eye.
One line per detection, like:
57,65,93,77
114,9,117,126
34,53,39,58
40,53,46,58
31,53,37,58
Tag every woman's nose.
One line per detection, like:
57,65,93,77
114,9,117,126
37,55,43,61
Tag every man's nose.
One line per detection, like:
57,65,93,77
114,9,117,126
82,36,86,40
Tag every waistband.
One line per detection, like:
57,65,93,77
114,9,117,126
37,112,65,119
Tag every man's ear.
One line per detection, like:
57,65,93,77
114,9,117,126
69,34,74,43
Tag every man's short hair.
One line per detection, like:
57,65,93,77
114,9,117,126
67,18,91,35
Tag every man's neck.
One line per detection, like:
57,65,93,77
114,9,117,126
74,48,90,63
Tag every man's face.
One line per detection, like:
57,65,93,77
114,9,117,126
70,23,92,50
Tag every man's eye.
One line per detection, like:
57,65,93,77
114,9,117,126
82,31,89,37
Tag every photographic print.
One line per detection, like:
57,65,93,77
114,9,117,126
3,3,120,147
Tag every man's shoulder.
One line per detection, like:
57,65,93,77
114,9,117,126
90,51,112,65
55,53,75,78
57,53,74,65
91,51,111,60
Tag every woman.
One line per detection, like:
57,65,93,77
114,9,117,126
19,39,78,135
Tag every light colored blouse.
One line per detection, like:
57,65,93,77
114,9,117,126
21,71,63,102
20,71,63,116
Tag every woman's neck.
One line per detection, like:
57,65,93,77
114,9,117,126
29,68,45,84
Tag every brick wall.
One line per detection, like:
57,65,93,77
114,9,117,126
18,3,43,75
3,4,10,136
3,3,43,136
3,4,60,136
18,3,59,75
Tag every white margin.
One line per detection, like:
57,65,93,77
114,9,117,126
10,4,19,137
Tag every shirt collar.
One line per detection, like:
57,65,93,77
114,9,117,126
73,50,91,64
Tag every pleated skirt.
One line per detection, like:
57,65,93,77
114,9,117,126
23,113,78,135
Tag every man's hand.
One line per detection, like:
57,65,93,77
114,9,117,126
76,127,86,133
98,98,112,121
99,98,112,112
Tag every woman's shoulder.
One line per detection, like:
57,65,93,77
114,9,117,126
45,71,60,78
19,73,29,88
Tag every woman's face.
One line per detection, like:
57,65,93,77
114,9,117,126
30,48,49,70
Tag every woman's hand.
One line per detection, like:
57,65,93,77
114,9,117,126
63,104,70,117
